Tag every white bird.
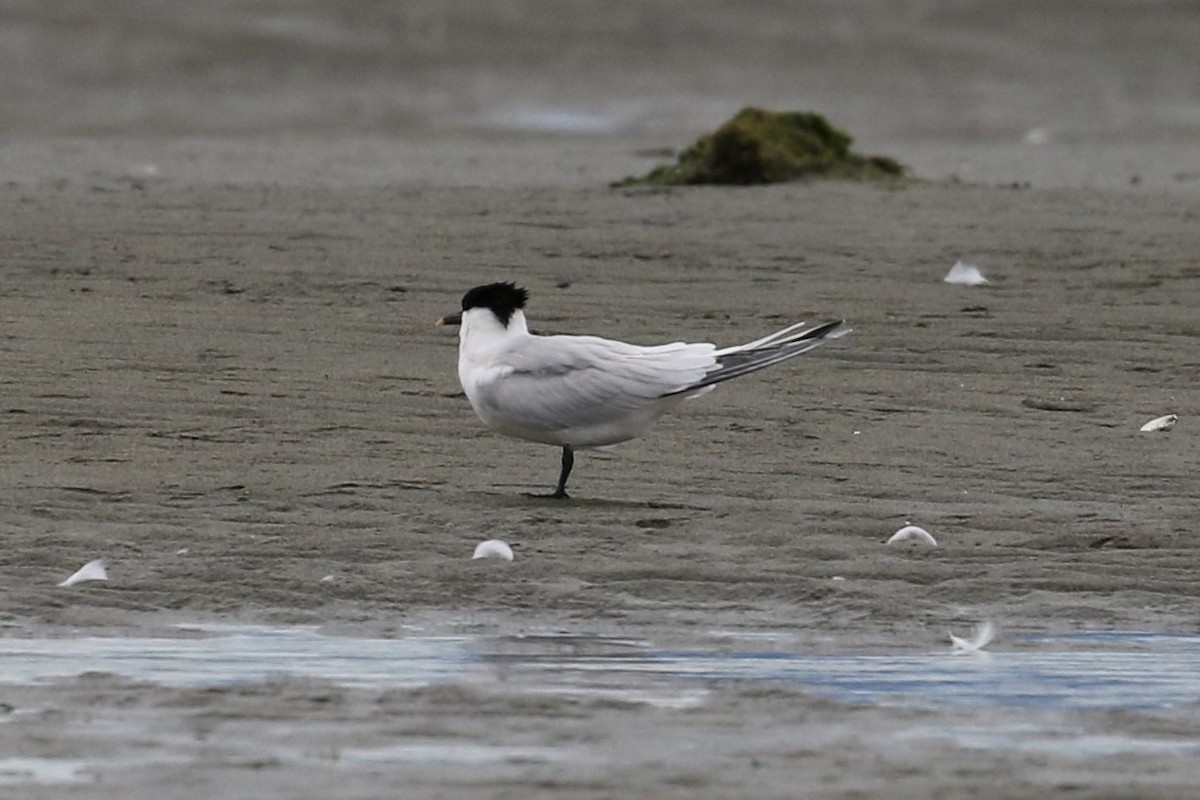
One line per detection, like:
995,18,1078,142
438,282,848,498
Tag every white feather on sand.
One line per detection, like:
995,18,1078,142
1139,414,1177,432
58,559,109,588
950,621,995,654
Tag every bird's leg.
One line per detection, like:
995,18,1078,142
552,446,574,499
525,445,574,499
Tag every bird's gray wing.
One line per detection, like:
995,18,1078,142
474,334,717,432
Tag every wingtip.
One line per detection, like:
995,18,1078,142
810,319,850,341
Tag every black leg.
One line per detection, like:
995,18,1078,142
523,446,575,499
551,446,574,499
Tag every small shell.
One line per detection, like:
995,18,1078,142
887,525,938,546
472,539,514,561
58,559,109,588
944,260,989,286
1139,414,1177,432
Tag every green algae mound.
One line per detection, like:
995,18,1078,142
617,107,906,186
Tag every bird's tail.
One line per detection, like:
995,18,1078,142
664,319,849,396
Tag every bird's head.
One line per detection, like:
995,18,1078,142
437,282,529,330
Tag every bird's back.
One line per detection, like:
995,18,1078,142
464,332,719,447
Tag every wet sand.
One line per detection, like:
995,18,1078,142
2,1,1200,797
3,145,1198,799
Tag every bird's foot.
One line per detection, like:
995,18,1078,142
523,489,570,500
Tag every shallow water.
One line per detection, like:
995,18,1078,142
648,634,1200,710
1,626,1198,713
1,626,1199,786
0,625,472,690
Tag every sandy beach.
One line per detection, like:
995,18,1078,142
1,1,1199,797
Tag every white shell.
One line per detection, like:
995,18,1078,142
58,559,109,587
472,539,514,561
1139,414,1177,432
950,620,995,654
887,525,938,546
944,260,989,286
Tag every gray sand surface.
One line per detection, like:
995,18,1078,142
1,1,1199,797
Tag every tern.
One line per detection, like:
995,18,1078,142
438,282,848,498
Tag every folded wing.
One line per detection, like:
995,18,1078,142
475,335,718,434
664,319,847,395
472,320,847,438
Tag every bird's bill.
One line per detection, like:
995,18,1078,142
436,312,463,326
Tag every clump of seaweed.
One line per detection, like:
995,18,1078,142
616,107,906,186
